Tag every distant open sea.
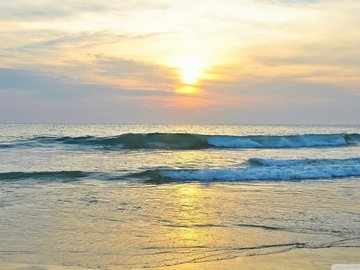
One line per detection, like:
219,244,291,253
0,124,359,269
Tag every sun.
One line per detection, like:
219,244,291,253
175,85,200,95
167,53,210,95
174,54,203,85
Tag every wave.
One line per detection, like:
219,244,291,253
0,171,95,181
207,133,360,148
246,157,360,167
128,157,360,182
2,157,360,182
1,133,360,150
1,133,208,150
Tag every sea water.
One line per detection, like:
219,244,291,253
0,124,359,269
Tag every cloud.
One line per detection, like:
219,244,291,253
0,68,172,98
0,0,172,21
0,68,359,124
204,75,358,99
0,1,115,20
0,68,177,123
253,43,360,67
93,55,177,86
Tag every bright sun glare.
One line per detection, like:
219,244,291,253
175,55,203,85
170,54,206,95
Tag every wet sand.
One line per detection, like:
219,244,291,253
1,247,358,270
155,247,359,270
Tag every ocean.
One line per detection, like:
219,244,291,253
0,124,359,269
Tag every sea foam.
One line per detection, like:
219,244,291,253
129,157,360,182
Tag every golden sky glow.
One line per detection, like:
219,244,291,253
0,0,359,123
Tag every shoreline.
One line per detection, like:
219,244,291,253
1,247,358,270
155,247,360,270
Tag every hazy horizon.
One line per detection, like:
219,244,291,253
1,122,360,126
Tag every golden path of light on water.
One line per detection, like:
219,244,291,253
168,185,212,247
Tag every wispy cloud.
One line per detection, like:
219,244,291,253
0,68,173,98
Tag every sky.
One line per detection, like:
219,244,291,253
0,0,359,124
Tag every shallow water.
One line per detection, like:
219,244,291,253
0,124,359,269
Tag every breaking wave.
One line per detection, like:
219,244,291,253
1,133,359,150
2,157,360,182
128,157,360,182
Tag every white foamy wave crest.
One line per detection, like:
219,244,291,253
207,137,262,148
3,133,359,150
247,157,360,167
159,157,360,181
207,134,348,148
